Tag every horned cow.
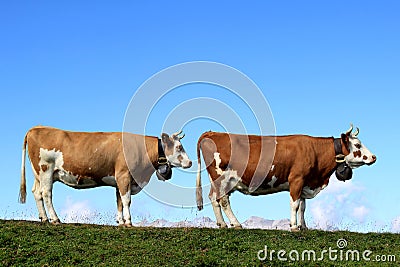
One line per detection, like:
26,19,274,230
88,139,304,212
196,125,376,231
20,126,192,226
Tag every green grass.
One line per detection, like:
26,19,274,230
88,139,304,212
0,220,399,266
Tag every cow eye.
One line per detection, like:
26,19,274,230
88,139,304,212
176,145,183,152
355,143,361,149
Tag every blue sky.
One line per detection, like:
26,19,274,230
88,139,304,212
1,1,399,231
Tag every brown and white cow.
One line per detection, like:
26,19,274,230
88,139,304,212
196,125,376,231
20,126,192,226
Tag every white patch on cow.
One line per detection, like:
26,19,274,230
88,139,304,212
214,152,223,175
290,197,301,230
270,165,275,172
120,191,131,225
117,210,124,226
301,186,324,199
345,134,376,168
267,175,278,187
38,148,64,222
39,148,64,171
220,169,240,197
214,152,241,196
167,139,191,168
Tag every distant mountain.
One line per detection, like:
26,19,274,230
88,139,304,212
242,216,290,230
242,216,274,229
271,219,291,230
133,216,290,230
191,216,219,228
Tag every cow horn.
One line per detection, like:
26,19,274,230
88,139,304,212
346,124,353,136
172,130,185,139
354,127,359,137
173,130,183,137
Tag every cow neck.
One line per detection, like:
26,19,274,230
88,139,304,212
157,138,168,167
333,137,353,181
333,137,347,163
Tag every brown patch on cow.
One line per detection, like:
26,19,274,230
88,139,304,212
353,150,362,158
363,155,368,160
40,164,48,172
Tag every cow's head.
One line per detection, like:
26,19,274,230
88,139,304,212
161,130,192,169
342,124,377,169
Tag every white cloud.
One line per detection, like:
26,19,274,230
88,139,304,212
391,216,400,232
310,200,337,230
309,175,371,230
352,205,369,222
60,196,99,224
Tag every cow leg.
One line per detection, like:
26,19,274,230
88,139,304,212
298,198,308,230
32,175,48,222
120,190,132,227
219,195,242,229
115,188,124,226
290,197,300,232
209,190,227,228
289,177,304,231
39,164,60,224
116,172,132,227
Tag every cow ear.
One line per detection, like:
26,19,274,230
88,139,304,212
161,133,170,144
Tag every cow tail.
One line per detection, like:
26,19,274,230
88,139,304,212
19,132,28,204
196,138,203,211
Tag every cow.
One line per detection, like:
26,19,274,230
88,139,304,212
195,124,376,231
19,126,192,226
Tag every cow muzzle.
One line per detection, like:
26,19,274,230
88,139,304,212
366,155,377,166
182,160,192,169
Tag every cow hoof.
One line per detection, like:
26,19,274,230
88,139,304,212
124,223,133,228
299,225,308,231
217,222,228,228
40,218,49,224
290,226,300,232
232,224,243,229
51,219,61,225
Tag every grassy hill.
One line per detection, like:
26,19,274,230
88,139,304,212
0,219,398,266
